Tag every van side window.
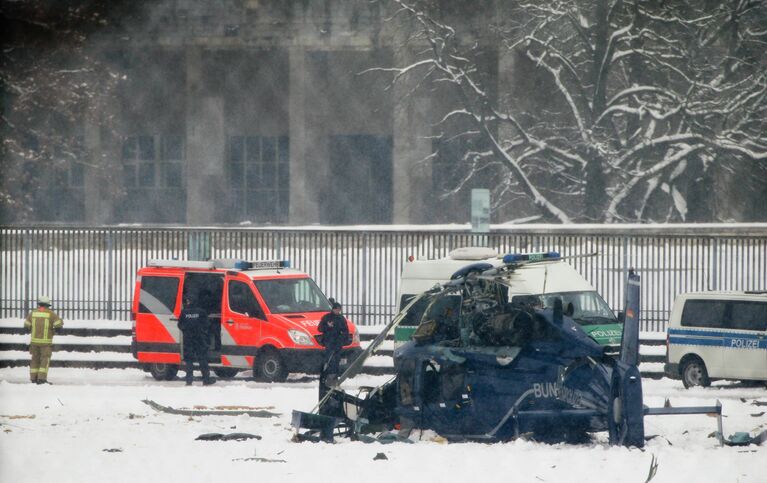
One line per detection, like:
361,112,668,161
228,280,264,319
730,301,767,331
681,300,727,328
182,273,223,314
139,276,179,314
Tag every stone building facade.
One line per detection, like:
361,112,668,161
2,1,511,226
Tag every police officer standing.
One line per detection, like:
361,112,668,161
318,301,349,383
178,295,215,386
24,296,63,384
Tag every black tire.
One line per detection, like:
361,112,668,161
213,368,239,379
149,363,178,381
254,349,288,382
681,357,710,389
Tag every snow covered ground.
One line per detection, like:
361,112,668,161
1,367,765,483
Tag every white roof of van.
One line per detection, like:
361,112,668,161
246,268,307,278
501,260,595,294
402,257,502,280
401,258,595,294
677,291,767,299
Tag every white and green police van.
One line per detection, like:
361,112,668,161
394,247,623,350
665,291,767,388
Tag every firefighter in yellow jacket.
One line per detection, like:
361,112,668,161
24,296,63,384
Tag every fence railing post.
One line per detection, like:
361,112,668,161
621,235,630,327
23,230,30,317
710,238,718,291
361,233,368,325
107,230,113,320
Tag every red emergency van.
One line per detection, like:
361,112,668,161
131,259,362,382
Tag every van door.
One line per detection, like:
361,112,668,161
136,274,182,359
182,272,224,364
678,299,726,376
222,275,267,368
722,300,767,380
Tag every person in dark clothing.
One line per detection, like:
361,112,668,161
318,301,349,382
178,295,215,386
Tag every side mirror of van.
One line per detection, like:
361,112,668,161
617,311,625,323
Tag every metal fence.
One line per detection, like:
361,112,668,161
2,224,766,331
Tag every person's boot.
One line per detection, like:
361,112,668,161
202,366,214,385
185,377,193,386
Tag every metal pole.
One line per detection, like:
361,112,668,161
107,230,113,320
275,232,282,260
361,233,368,325
622,235,629,310
23,230,30,317
710,238,718,291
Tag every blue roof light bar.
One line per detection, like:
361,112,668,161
502,251,561,264
230,260,291,270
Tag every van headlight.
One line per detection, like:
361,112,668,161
288,329,314,346
352,331,360,345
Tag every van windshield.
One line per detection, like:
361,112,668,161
513,291,618,326
254,278,332,314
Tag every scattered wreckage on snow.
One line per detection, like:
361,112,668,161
293,252,724,447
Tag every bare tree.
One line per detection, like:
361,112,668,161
383,0,767,222
0,1,131,220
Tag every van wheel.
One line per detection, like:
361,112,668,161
254,349,288,382
213,368,239,379
681,358,710,388
149,363,178,381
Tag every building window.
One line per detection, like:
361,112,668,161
49,135,86,221
117,134,186,223
226,135,289,223
324,134,392,224
53,135,86,188
161,135,184,188
430,136,496,223
122,135,156,187
123,135,184,189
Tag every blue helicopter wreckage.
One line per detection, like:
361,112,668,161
292,252,723,447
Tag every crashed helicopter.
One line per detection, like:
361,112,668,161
293,252,723,447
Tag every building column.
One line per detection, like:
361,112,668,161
391,50,432,224
288,46,318,224
83,121,112,224
185,47,225,225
